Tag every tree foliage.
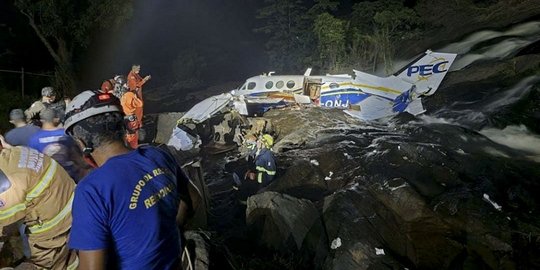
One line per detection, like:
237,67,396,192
14,0,132,95
256,0,422,74
348,0,421,72
314,13,346,72
255,0,312,72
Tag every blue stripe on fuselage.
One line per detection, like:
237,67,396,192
320,89,370,108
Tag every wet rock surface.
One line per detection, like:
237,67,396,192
238,103,540,269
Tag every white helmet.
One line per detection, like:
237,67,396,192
63,90,122,134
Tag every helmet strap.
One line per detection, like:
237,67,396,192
82,154,98,168
82,145,94,155
81,140,98,168
75,137,97,168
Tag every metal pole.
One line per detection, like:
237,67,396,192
21,67,25,97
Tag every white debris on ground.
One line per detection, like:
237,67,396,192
325,171,334,181
167,127,200,151
388,182,408,191
483,193,502,211
375,248,385,255
343,152,353,159
310,159,320,166
330,237,342,249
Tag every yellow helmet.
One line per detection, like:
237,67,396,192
260,134,274,148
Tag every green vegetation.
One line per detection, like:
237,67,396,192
255,0,423,74
255,0,312,73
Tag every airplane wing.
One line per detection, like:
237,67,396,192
180,93,233,124
344,95,395,121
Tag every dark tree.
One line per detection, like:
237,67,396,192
14,0,132,95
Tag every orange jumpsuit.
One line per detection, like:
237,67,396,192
0,147,78,269
121,91,143,148
127,70,147,125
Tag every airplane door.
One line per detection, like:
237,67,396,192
304,78,322,105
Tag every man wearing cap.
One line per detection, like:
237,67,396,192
25,86,67,125
0,139,79,269
4,109,40,146
27,109,89,183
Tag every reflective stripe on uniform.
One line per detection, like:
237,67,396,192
0,203,26,221
67,255,79,270
256,166,276,175
26,161,57,201
257,172,262,183
28,192,74,234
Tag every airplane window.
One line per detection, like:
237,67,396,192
287,80,295,88
329,83,339,89
265,81,274,89
248,82,256,90
276,81,284,89
240,83,247,90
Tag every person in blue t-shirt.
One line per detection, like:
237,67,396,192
64,90,194,270
4,108,40,146
28,108,90,182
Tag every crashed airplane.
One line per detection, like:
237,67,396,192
167,50,457,150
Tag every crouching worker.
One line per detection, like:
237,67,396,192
0,137,78,269
63,90,193,270
246,134,277,187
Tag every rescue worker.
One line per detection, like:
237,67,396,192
28,109,90,182
127,64,151,102
4,109,39,146
246,134,277,187
64,90,193,269
25,87,65,123
0,139,78,269
100,75,127,98
111,75,129,99
127,65,151,130
120,79,144,149
100,77,116,94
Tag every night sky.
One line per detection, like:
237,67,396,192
0,0,268,94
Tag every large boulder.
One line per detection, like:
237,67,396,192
322,189,405,270
246,191,327,263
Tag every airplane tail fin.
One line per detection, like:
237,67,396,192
394,50,457,96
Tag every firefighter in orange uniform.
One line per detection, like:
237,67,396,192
0,137,78,270
120,84,143,149
127,65,151,127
